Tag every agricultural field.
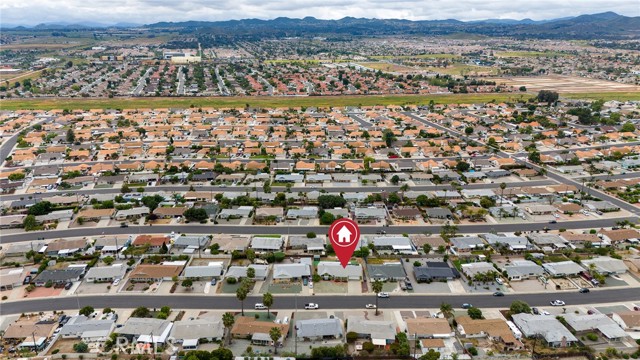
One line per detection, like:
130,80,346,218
492,75,640,93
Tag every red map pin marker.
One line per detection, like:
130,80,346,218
329,218,361,268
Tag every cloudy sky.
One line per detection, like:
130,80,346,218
2,0,638,26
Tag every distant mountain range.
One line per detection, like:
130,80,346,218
4,12,639,40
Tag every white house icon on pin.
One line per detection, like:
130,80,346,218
337,225,352,243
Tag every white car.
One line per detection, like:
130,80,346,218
365,304,377,309
377,292,390,298
254,303,267,310
304,303,319,310
550,300,565,306
308,282,313,289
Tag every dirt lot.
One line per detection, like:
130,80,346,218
491,75,640,93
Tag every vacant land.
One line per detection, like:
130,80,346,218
0,69,45,82
492,75,640,93
0,93,533,110
371,54,460,60
422,64,498,76
357,62,417,73
494,51,569,57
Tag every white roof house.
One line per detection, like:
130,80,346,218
581,257,627,275
317,261,362,280
183,262,224,279
116,318,173,344
272,263,310,280
296,318,343,340
346,316,396,345
59,315,116,343
512,314,578,347
563,314,627,340
84,263,127,282
542,261,584,277
460,262,495,277
225,265,269,281
170,318,224,343
371,236,416,253
250,236,284,252
502,260,544,281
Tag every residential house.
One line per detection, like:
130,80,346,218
501,260,544,281
170,318,224,348
346,316,396,346
611,311,640,331
414,262,460,282
116,318,173,345
581,257,627,275
367,262,406,281
406,318,453,339
59,315,116,344
272,263,311,282
317,261,362,281
450,236,485,254
512,314,577,347
225,265,269,281
182,262,224,279
456,316,523,351
542,261,584,277
128,264,184,282
288,236,326,253
218,206,254,220
296,318,343,341
250,236,284,253
34,268,84,286
563,314,627,342
84,263,127,283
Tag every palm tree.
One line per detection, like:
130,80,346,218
263,292,274,319
236,280,250,316
269,326,282,354
440,302,453,319
499,182,507,207
222,312,235,346
372,280,383,316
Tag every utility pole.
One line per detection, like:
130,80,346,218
413,332,418,359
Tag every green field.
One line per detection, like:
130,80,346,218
422,64,498,76
2,92,638,111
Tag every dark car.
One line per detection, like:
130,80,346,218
579,288,590,293
405,281,413,290
64,282,73,290
23,275,32,285
493,291,504,297
462,303,472,309
549,220,557,224
120,223,129,228
532,307,540,315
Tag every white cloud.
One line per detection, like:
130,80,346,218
1,0,637,25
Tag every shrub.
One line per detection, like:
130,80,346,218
52,349,60,354
586,333,598,341
226,277,237,284
468,347,478,356
363,341,375,353
346,331,358,343
307,232,316,238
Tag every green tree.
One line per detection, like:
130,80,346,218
499,182,507,206
528,151,541,164
120,184,131,194
383,129,395,147
420,349,441,360
160,242,169,254
222,312,235,346
372,280,383,316
102,256,114,265
236,279,250,315
79,306,94,317
423,244,432,254
509,300,531,315
23,215,38,231
27,201,53,216
247,267,256,279
621,122,636,132
66,128,76,143
391,175,400,185
317,195,346,209
320,211,336,225
269,327,282,354
536,90,559,104
440,223,458,242
456,161,471,172
467,307,483,319
73,342,89,353
183,208,208,222
306,232,316,238
263,292,274,319
464,127,473,135
131,306,151,318
181,279,193,290
440,302,453,318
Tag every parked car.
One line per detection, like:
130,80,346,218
210,278,217,286
302,277,308,286
532,307,540,315
495,278,504,285
376,230,387,235
493,291,504,297
404,282,413,290
308,281,313,289
64,282,73,290
365,304,377,309
579,288,590,293
462,303,472,309
23,275,31,285
377,292,390,298
120,222,128,228
255,303,267,310
304,303,319,310
113,278,120,286
550,300,565,306
549,220,557,224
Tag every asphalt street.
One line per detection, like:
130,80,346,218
1,217,637,243
0,180,556,201
2,288,638,315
